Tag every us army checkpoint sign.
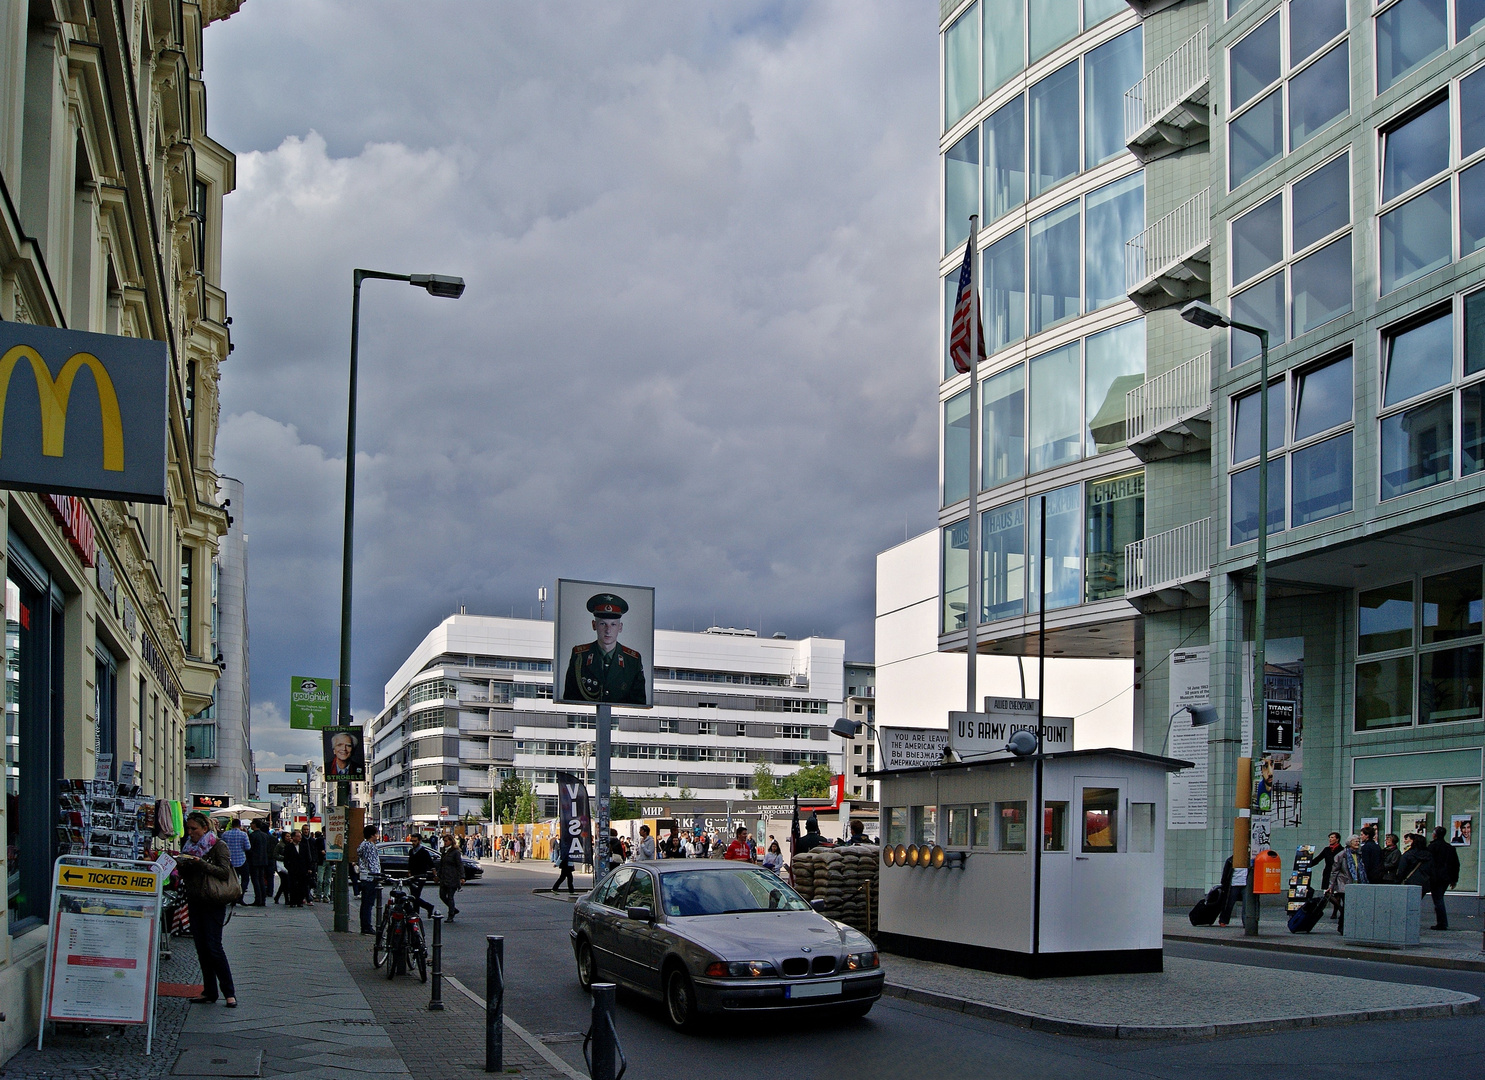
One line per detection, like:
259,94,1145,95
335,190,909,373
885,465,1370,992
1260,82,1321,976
0,321,168,503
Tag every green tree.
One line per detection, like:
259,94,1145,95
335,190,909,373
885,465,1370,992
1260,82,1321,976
752,764,781,799
609,791,640,820
678,784,695,801
515,778,538,824
779,764,834,798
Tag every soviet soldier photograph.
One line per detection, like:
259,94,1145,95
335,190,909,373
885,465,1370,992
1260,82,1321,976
562,592,647,704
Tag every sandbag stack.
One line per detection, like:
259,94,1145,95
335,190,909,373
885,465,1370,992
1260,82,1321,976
790,845,879,939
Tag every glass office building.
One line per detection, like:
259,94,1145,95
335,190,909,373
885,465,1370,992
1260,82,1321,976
939,0,1485,913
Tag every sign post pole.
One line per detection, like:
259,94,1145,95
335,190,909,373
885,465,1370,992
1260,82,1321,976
595,703,611,878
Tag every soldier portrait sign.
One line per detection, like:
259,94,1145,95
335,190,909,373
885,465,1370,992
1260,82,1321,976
553,579,654,708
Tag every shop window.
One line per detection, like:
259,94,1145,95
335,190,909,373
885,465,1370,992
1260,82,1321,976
997,801,1028,851
1081,788,1119,852
1044,801,1069,851
1392,785,1438,838
972,803,993,847
947,806,972,847
1443,784,1480,891
1352,787,1386,835
1227,2,1349,190
1129,803,1156,852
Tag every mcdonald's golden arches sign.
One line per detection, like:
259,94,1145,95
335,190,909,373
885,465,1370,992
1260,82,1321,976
0,322,167,502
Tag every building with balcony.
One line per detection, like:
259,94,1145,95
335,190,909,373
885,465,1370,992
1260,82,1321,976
938,0,1485,915
367,614,846,832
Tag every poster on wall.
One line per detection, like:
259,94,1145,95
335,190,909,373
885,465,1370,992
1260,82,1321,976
1244,638,1303,829
1167,647,1210,830
553,579,655,707
1451,815,1473,846
322,726,365,782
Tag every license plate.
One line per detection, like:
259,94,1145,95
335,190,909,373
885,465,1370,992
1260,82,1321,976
786,980,842,999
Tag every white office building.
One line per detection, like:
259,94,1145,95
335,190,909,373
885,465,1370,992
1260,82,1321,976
368,613,846,830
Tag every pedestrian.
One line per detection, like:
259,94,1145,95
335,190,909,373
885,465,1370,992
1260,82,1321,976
762,839,784,873
1427,826,1459,930
459,834,468,856
843,819,872,845
1358,824,1382,885
438,833,463,921
637,825,656,861
306,829,327,902
1381,832,1403,883
697,832,710,858
219,818,250,904
1328,834,1366,934
796,815,831,853
551,835,577,894
285,831,314,907
1398,832,1434,897
724,826,753,861
664,828,687,859
247,819,274,906
402,834,436,916
357,827,382,935
176,811,239,1007
1312,832,1342,918
1217,855,1243,927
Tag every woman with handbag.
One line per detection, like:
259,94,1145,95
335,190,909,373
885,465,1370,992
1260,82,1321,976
176,811,240,1007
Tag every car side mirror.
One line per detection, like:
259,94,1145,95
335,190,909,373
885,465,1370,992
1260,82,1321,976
810,899,829,912
626,905,654,923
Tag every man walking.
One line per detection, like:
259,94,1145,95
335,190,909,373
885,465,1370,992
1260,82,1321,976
405,834,437,916
438,833,463,922
220,818,251,905
1359,824,1383,885
248,820,274,905
357,827,382,934
1428,826,1461,930
551,837,577,894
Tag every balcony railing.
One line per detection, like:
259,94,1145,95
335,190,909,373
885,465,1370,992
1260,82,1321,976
1125,518,1211,610
1126,352,1212,458
1126,188,1211,312
1124,28,1209,162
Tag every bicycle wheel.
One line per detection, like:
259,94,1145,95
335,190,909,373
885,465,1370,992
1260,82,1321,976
386,927,402,980
371,924,388,969
413,930,427,984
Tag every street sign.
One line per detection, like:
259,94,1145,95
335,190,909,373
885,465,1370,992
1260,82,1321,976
949,702,1074,759
879,727,949,771
289,676,335,730
54,864,158,894
268,783,305,795
1265,700,1296,751
283,763,308,773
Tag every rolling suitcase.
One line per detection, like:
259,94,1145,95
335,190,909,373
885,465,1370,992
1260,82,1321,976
1288,893,1327,933
1189,886,1223,926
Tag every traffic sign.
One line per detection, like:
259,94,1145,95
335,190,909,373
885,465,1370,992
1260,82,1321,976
268,783,305,795
283,763,308,773
1265,700,1296,751
54,864,158,895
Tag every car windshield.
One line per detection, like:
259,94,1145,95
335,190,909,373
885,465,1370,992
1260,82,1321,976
660,869,812,917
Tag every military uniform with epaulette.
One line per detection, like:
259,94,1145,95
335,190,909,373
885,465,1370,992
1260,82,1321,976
563,592,648,704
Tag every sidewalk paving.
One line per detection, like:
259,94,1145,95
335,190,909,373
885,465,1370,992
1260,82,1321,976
880,951,1480,1038
1164,911,1485,971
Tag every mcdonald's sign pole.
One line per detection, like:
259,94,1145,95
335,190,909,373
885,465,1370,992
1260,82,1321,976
334,268,465,933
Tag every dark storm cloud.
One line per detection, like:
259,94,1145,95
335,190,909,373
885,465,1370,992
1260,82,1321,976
205,1,941,763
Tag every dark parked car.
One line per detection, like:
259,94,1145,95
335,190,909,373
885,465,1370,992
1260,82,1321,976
376,842,483,882
571,861,882,1030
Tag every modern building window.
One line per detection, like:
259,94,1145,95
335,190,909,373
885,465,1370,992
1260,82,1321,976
981,499,1027,621
1352,782,1479,891
1030,203,1081,334
1084,318,1145,452
983,363,1026,487
1084,172,1144,312
945,2,981,129
1229,350,1353,541
1029,483,1084,611
1227,2,1349,189
983,226,1027,357
940,25,1143,247
1375,0,1447,93
943,519,970,633
985,0,1025,95
944,388,972,506
1386,73,1485,294
1230,152,1352,365
1085,471,1145,600
1356,567,1485,730
1030,341,1082,469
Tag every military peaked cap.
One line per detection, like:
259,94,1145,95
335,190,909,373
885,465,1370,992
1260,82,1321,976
587,593,629,618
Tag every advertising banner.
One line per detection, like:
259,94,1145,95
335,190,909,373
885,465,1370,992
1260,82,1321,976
1167,647,1210,830
322,726,365,782
325,808,347,862
553,579,655,707
879,727,949,771
1245,638,1303,828
41,860,162,1045
190,794,229,811
557,772,593,866
289,677,335,730
0,321,169,503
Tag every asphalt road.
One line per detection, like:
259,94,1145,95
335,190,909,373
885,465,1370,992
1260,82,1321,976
433,864,1485,1080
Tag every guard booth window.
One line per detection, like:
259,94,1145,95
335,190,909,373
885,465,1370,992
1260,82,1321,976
7,536,65,933
1044,801,1069,851
1082,787,1119,852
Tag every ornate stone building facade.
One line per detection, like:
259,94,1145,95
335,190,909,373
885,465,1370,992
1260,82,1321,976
0,0,240,1043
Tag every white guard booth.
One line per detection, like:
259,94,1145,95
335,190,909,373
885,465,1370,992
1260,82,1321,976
871,748,1189,978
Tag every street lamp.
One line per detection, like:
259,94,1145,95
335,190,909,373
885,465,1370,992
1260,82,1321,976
1180,299,1270,937
332,268,464,933
1160,704,1221,756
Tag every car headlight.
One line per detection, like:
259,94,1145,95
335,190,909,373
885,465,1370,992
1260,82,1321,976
845,951,879,971
703,960,777,977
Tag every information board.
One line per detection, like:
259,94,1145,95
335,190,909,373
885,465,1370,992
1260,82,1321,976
40,859,162,1052
325,807,347,862
879,727,949,771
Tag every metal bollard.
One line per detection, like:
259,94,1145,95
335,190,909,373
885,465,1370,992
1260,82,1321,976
484,935,504,1073
588,983,619,1080
428,913,444,1011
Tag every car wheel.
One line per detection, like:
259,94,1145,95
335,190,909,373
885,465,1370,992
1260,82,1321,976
664,967,699,1032
576,938,596,991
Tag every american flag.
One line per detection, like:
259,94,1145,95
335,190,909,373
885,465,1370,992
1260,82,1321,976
948,237,985,375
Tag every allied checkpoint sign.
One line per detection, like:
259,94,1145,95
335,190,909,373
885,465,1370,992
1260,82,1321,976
0,321,169,503
950,697,1074,760
40,859,163,1051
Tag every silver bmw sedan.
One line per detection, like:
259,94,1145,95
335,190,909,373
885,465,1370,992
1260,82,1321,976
571,860,883,1030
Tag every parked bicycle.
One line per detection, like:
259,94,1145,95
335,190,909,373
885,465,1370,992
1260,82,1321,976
370,874,428,982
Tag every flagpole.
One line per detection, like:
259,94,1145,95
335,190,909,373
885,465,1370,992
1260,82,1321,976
966,215,981,715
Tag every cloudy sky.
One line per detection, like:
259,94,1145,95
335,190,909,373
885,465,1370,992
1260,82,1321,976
203,2,945,778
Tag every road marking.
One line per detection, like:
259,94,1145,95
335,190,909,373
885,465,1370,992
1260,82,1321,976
443,974,587,1080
